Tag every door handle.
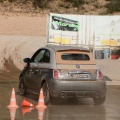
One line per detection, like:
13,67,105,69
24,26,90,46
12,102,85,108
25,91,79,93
34,69,40,74
35,70,39,72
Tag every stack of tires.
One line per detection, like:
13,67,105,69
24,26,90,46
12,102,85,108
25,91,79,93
95,49,104,59
110,46,120,59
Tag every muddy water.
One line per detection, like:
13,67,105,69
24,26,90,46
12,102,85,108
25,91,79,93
0,63,120,120
0,82,120,120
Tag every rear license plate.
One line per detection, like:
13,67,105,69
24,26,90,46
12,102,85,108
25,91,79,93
71,74,89,79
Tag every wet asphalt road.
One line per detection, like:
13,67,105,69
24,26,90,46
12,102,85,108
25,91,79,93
0,79,120,120
0,62,120,120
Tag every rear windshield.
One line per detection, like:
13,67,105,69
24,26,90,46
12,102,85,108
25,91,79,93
56,51,95,64
61,53,90,61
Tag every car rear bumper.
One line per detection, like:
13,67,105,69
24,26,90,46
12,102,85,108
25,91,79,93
48,79,106,98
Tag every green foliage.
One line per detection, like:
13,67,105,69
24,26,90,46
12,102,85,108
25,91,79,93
8,0,16,2
106,0,120,13
33,0,51,8
64,0,85,7
0,0,51,9
59,3,70,9
1,0,120,14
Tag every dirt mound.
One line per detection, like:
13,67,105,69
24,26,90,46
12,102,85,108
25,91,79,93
0,15,47,36
0,59,20,81
0,0,120,15
0,14,47,71
0,36,46,71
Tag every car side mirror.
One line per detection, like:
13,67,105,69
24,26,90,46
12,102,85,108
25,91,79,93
23,58,31,63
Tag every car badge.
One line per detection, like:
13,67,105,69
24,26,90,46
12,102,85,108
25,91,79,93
76,65,80,69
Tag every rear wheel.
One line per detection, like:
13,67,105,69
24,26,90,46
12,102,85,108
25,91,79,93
93,96,106,105
19,76,26,95
42,82,61,105
42,82,50,105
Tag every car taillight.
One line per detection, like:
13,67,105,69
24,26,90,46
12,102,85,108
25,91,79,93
97,70,103,80
53,69,60,79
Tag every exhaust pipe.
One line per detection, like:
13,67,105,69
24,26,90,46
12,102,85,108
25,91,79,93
94,92,100,98
60,92,65,98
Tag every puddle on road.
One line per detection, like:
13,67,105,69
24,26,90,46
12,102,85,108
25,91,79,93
0,45,120,119
0,81,107,120
0,63,120,120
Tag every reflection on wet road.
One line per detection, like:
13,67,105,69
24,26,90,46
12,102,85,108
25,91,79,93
0,80,120,120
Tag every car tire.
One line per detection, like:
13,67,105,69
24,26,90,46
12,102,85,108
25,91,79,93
42,82,61,105
42,82,50,105
93,96,106,105
19,76,26,95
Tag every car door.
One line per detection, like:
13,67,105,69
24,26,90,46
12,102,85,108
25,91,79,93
24,49,46,90
30,49,51,90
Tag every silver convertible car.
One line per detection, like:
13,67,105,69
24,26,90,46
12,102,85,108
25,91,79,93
19,45,106,105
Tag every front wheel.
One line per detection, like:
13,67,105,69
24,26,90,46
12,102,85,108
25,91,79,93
19,76,26,95
93,96,106,105
42,82,50,105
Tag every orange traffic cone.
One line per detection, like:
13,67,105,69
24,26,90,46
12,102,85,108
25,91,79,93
36,89,47,109
22,99,34,107
37,107,46,120
7,88,19,108
22,107,34,116
9,108,17,120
